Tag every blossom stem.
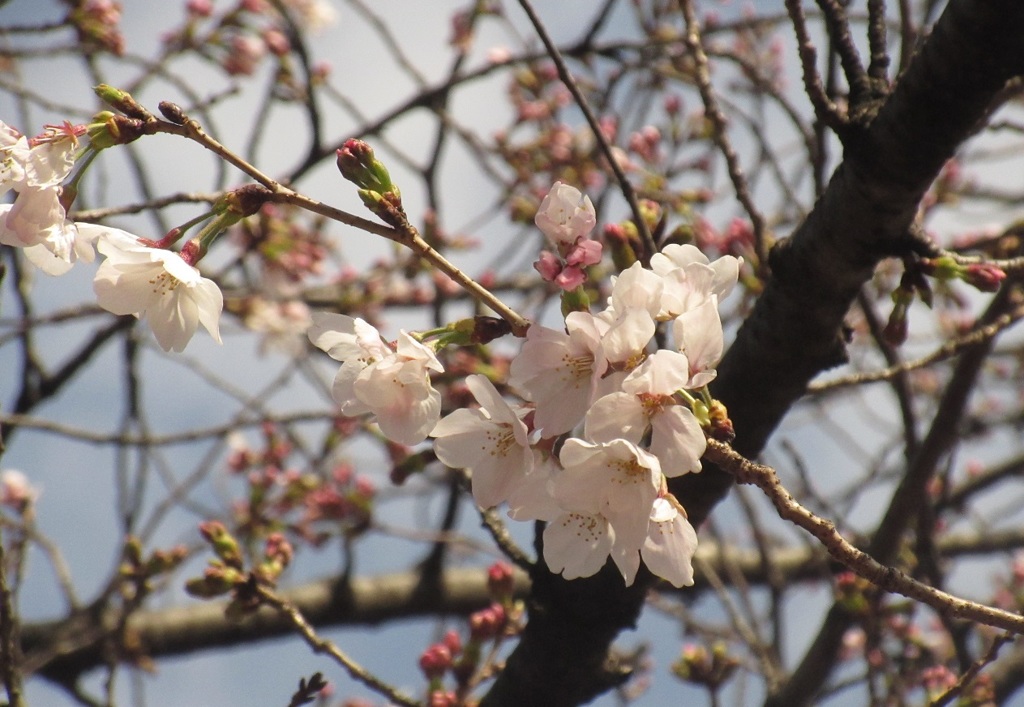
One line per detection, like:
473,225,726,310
145,107,530,337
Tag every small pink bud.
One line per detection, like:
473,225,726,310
487,562,515,600
418,644,452,679
963,262,1006,292
554,265,586,291
533,251,562,281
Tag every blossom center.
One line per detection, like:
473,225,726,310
150,270,183,297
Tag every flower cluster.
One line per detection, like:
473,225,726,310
531,181,603,291
1,116,225,352
0,120,96,275
308,182,740,589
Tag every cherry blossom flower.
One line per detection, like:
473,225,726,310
0,121,94,273
543,510,616,581
650,243,741,303
92,228,223,352
534,181,596,247
431,374,533,508
509,311,608,436
0,199,97,275
553,438,662,554
641,497,698,587
585,350,706,476
307,313,443,445
673,297,724,388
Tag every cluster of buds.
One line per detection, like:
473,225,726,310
185,521,294,619
670,642,739,694
336,140,407,228
415,563,521,703
885,254,1007,346
919,255,1007,293
532,182,604,307
233,202,331,284
834,571,876,616
227,427,376,546
68,0,125,56
118,536,188,601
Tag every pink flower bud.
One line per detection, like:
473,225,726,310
418,644,452,679
442,629,462,656
963,262,1006,292
487,562,515,599
565,238,603,267
554,265,586,291
533,250,562,281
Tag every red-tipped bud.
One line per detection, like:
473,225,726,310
963,262,1006,292
418,644,452,679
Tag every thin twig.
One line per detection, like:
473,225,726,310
678,0,770,268
0,527,25,707
929,633,1014,707
514,0,656,264
808,303,1024,392
705,440,1024,636
255,585,421,707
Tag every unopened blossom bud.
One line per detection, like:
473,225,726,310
262,28,290,56
708,400,734,442
883,300,909,347
158,101,188,125
87,112,145,149
565,238,603,268
336,139,395,194
264,532,293,568
428,691,457,707
0,470,38,512
487,562,515,601
185,564,244,597
554,264,587,291
963,262,1006,292
604,222,639,271
442,629,462,656
186,0,213,16
198,521,243,569
418,643,452,679
469,603,507,641
534,251,562,281
94,84,153,121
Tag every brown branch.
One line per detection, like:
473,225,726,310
706,439,1024,636
254,585,420,707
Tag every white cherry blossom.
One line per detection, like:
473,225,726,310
509,311,608,437
641,496,698,587
307,313,443,445
650,243,741,301
543,510,616,581
93,228,223,352
554,438,662,553
431,374,533,508
673,297,724,388
534,181,596,247
585,350,705,476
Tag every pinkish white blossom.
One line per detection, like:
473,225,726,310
534,181,596,247
431,374,533,508
93,228,223,352
308,313,442,445
509,311,608,437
